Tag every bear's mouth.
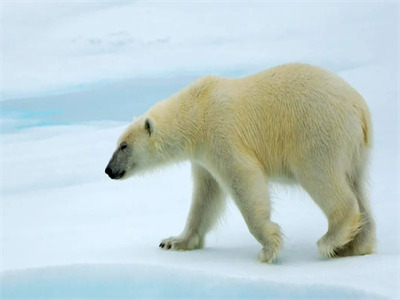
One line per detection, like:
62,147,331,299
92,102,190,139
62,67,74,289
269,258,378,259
112,170,126,180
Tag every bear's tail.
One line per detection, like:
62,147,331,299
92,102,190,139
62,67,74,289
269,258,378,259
354,96,373,148
360,101,373,148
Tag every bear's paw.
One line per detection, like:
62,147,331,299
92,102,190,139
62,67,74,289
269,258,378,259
159,234,204,251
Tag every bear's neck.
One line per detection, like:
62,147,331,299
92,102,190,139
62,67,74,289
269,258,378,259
157,86,207,163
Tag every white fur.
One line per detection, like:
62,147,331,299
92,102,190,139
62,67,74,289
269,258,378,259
114,63,376,263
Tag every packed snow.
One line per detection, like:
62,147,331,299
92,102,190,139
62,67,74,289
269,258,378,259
1,2,399,299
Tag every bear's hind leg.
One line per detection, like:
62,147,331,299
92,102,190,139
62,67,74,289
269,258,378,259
227,161,282,263
296,168,363,258
335,173,376,256
160,163,226,251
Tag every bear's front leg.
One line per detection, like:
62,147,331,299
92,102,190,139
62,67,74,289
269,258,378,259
227,158,283,263
160,163,226,251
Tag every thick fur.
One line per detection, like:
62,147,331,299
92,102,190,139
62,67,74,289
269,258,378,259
106,63,376,263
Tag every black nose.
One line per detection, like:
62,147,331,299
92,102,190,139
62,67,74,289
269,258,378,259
105,166,125,179
105,167,113,177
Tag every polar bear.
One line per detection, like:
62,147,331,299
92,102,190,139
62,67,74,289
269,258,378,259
105,63,376,263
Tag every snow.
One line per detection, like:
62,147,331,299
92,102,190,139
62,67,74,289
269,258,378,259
2,2,397,99
1,1,399,299
1,264,385,299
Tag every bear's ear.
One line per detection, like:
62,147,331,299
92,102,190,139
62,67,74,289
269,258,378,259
144,118,154,136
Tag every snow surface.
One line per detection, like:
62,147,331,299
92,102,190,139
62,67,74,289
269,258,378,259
2,1,397,99
1,1,399,299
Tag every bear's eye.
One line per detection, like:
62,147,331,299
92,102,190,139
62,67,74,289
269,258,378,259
120,143,128,150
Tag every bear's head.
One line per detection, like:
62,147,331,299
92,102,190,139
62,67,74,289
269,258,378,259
105,116,161,180
105,95,198,180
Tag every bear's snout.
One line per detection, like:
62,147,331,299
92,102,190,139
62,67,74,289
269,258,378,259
106,147,129,180
105,166,125,180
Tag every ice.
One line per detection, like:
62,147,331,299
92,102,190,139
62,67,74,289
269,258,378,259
2,2,397,99
2,264,383,299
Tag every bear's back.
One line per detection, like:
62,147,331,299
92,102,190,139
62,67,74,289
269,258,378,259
204,63,368,176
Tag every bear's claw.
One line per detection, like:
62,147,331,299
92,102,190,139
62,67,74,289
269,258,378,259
159,234,203,251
